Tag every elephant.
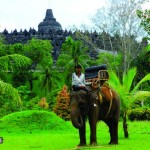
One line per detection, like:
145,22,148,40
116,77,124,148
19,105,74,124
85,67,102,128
70,84,120,146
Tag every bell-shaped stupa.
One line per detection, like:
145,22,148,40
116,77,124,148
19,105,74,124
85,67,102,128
38,9,62,33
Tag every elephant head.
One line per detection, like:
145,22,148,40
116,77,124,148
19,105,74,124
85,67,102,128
70,90,90,129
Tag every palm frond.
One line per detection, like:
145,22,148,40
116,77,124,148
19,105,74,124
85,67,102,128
132,73,150,93
122,68,137,93
133,91,150,102
108,70,121,89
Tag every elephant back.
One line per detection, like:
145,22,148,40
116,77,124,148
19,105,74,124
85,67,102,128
100,85,114,103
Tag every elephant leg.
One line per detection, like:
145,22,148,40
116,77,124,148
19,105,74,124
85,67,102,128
105,118,119,145
89,105,99,145
78,117,86,146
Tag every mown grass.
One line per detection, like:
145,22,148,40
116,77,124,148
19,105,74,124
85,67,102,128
0,110,149,150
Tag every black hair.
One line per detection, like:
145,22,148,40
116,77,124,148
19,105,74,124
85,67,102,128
75,64,82,68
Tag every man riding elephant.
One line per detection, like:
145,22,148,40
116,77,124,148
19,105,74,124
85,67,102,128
70,64,120,146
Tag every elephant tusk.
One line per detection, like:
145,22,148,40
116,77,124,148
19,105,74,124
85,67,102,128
94,103,97,107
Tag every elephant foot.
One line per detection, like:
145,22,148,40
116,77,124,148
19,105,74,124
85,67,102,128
90,142,97,146
109,141,118,145
77,143,87,147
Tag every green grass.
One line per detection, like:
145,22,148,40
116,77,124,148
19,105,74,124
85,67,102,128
0,110,149,150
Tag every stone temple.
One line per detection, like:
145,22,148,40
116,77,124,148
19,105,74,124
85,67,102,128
1,9,146,60
1,9,71,60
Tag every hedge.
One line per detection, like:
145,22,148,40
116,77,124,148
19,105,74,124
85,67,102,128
128,108,150,121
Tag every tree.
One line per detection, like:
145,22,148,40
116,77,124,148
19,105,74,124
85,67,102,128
57,36,90,69
38,67,63,98
0,54,32,109
53,85,70,120
96,51,122,72
137,9,150,36
57,36,91,88
92,0,148,74
24,38,53,70
108,68,150,138
23,38,53,93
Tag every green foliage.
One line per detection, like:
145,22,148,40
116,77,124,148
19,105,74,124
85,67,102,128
0,110,72,133
17,86,31,101
12,66,32,87
53,85,70,120
9,43,25,55
0,54,32,72
137,9,150,35
109,68,150,110
128,108,150,121
132,45,150,81
47,89,61,111
57,36,91,88
24,96,41,110
96,51,122,72
24,38,53,69
0,80,22,105
57,36,90,68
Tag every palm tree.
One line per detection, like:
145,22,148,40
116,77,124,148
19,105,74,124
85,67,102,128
0,54,32,105
108,68,150,138
57,36,91,69
38,66,65,98
56,36,91,88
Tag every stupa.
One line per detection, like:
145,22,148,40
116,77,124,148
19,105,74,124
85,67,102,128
38,9,62,34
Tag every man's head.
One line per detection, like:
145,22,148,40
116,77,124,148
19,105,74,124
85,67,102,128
75,64,82,69
75,64,82,73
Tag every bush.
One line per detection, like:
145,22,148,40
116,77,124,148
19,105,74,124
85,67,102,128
128,108,150,121
0,110,73,133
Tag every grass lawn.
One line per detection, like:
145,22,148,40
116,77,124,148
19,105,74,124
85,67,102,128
0,121,149,150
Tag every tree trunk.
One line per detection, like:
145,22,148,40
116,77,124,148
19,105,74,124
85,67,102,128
123,111,129,138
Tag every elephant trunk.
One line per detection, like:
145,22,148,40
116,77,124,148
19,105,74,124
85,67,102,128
71,108,83,129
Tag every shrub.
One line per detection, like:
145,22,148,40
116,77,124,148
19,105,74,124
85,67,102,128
0,96,21,118
53,85,70,120
0,110,73,133
24,96,41,110
128,108,150,121
38,97,49,109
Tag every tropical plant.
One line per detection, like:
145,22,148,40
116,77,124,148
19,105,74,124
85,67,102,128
96,51,122,73
57,36,91,69
37,66,64,98
108,67,150,138
57,36,91,88
0,54,32,106
24,38,53,70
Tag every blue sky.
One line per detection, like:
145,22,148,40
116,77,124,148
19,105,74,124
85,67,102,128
0,0,107,32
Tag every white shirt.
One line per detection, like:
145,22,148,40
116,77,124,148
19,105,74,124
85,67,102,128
72,73,86,87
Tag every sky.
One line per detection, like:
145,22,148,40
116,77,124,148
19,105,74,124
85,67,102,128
0,0,107,32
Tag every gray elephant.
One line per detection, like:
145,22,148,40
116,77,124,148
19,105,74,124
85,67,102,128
70,85,120,146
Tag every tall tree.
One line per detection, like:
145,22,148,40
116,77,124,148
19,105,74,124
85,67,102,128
56,36,91,88
24,38,53,70
92,0,148,74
